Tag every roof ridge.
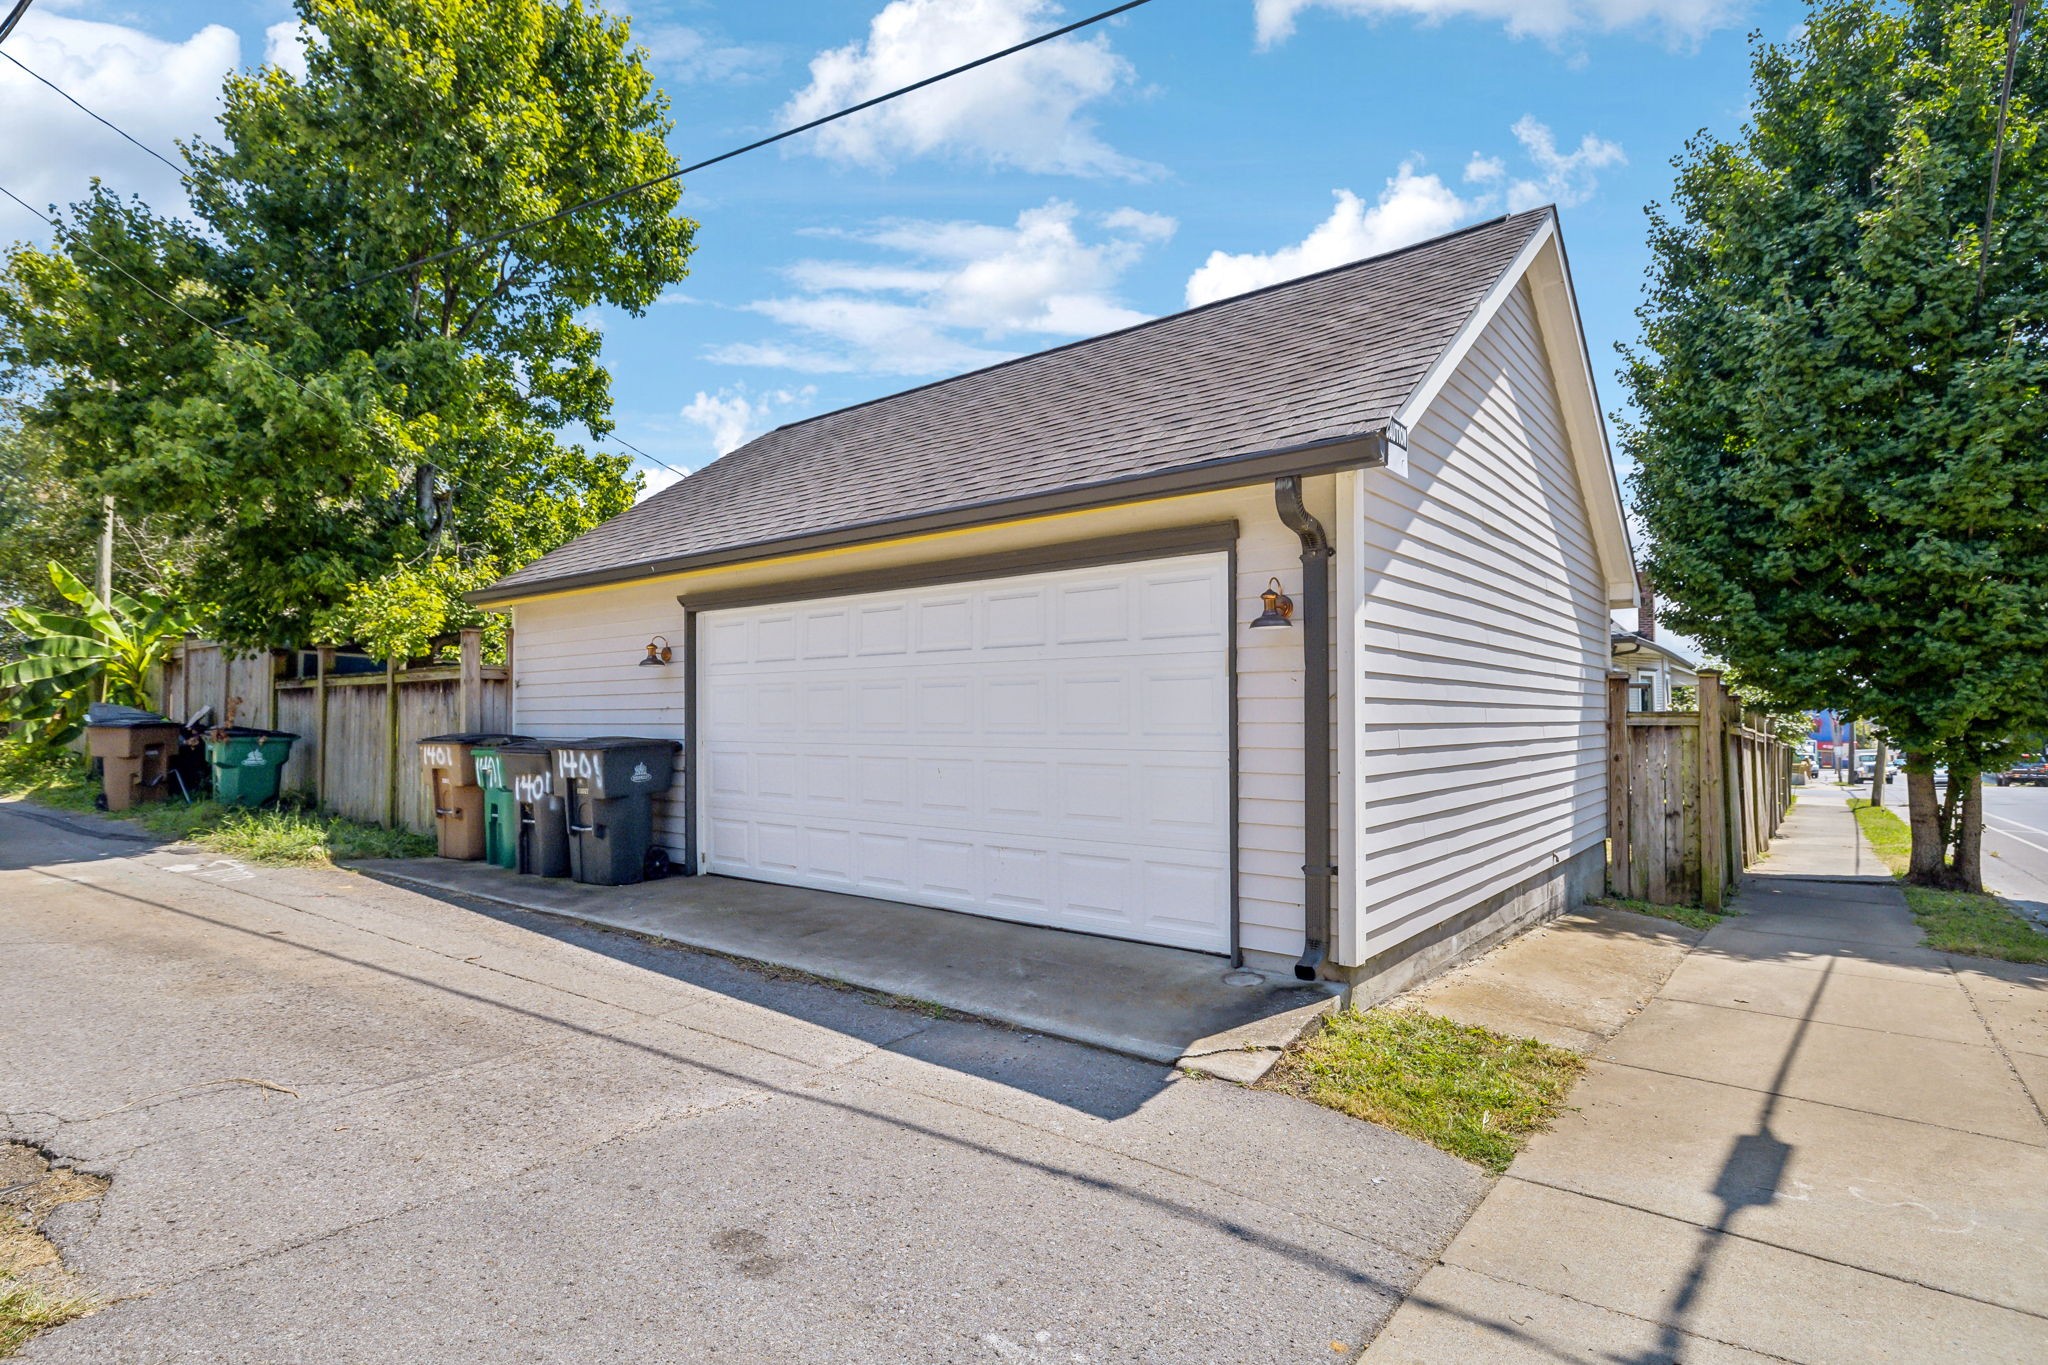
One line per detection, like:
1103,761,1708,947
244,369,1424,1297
740,207,1544,445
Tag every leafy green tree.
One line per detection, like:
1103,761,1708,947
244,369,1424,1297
0,563,194,747
0,0,689,651
1623,0,2047,889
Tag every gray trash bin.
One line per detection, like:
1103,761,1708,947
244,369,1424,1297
497,739,571,878
547,736,682,886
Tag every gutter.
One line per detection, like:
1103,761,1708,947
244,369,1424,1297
1274,475,1336,981
469,430,1390,608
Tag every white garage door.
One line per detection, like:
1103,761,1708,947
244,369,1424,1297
697,552,1232,953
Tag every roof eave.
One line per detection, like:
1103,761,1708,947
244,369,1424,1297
469,428,1390,608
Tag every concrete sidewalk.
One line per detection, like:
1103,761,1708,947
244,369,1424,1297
1367,797,2048,1363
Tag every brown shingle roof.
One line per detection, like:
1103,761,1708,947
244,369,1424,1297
479,208,1551,603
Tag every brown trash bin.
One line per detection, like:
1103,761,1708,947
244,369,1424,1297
88,717,183,812
417,732,528,860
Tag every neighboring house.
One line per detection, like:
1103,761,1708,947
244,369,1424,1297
1611,574,1700,711
473,207,1636,998
1611,632,1699,712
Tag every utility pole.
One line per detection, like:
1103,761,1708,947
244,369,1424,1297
96,493,114,602
96,494,114,702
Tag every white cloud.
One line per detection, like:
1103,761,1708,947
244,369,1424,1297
680,384,821,456
780,0,1150,178
1252,0,1746,45
637,463,688,499
1502,114,1625,210
720,200,1173,377
633,23,778,83
1185,169,1467,306
1183,117,1622,306
1464,153,1506,183
0,12,238,225
263,20,311,82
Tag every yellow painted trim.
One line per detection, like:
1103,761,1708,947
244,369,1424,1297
481,488,1256,611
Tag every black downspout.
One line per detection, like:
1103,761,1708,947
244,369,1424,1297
1275,475,1335,981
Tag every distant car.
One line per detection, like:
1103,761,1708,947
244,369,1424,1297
1997,763,2048,787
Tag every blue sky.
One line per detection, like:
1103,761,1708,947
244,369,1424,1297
2,0,1796,547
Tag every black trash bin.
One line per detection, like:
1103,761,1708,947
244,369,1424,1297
496,739,571,878
546,737,681,886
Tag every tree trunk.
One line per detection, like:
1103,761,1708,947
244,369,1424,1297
1871,736,1888,807
1953,771,1983,892
1906,762,1946,884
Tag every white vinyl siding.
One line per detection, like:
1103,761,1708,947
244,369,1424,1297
509,584,690,853
1346,279,1609,959
502,484,1327,961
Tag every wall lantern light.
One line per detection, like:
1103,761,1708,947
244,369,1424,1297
1250,577,1294,629
640,635,673,666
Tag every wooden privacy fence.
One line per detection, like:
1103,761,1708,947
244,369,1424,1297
161,630,511,835
1606,668,1794,910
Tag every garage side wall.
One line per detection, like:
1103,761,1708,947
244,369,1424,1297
509,587,691,853
501,483,1330,962
1343,278,1609,970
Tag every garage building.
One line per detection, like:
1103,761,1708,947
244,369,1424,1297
473,207,1635,996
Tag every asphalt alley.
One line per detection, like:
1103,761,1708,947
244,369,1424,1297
0,801,1483,1364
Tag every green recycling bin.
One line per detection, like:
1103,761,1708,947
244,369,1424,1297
471,741,527,870
497,740,571,878
204,727,299,808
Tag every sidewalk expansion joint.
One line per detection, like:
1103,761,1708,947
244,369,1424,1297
1419,1259,1807,1364
1594,1056,2048,1150
1655,992,1993,1045
1499,1174,2048,1323
1947,966,2048,1136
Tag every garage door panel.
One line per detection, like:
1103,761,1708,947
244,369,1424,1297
1141,570,1226,639
699,551,1231,953
855,602,909,655
1056,580,1127,643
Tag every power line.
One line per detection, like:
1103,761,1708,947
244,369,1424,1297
1974,0,2029,309
1,49,186,175
4,0,1161,333
0,179,320,406
0,0,34,48
343,0,1158,295
2,177,691,490
0,0,1163,323
609,434,691,485
2,0,1162,490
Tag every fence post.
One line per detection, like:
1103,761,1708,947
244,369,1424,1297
315,646,334,809
1606,672,1630,896
385,657,399,829
1698,669,1726,910
458,628,483,733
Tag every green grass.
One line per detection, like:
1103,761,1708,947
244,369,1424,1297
1590,895,1732,933
0,744,99,812
1903,887,2048,964
0,742,433,866
0,1277,96,1357
1847,798,2048,964
1264,1008,1585,1174
1845,797,1913,876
